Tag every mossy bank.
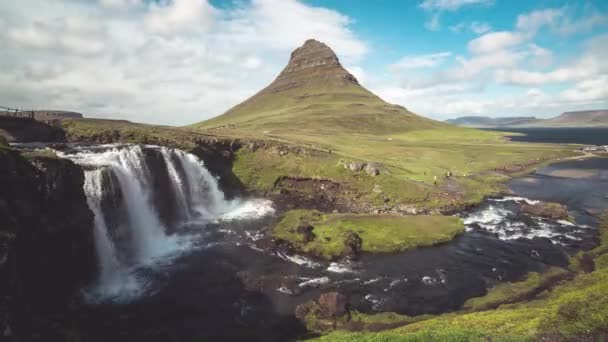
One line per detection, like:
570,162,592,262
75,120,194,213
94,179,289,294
272,209,465,260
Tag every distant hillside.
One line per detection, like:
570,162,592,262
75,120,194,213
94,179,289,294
193,39,443,134
448,110,608,128
540,110,608,126
33,110,83,121
446,116,538,127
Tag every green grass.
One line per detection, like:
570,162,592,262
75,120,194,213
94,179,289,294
273,209,465,259
21,148,59,160
462,267,570,311
308,213,608,341
231,129,574,211
61,118,215,150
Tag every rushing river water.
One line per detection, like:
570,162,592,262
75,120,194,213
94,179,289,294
20,141,604,341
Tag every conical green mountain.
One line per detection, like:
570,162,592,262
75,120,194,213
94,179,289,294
193,39,443,134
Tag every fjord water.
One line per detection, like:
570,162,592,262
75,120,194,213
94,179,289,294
55,144,607,341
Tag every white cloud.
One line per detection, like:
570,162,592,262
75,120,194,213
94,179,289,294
99,0,141,10
425,12,441,31
470,21,492,34
419,0,493,32
516,8,563,34
468,31,524,54
449,21,492,35
389,52,452,71
516,6,608,36
144,0,215,35
419,0,493,11
0,0,367,125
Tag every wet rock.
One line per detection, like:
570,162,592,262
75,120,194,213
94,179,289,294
342,231,362,259
0,150,96,339
521,201,569,219
578,253,595,273
347,161,366,172
297,224,316,243
365,163,380,176
317,292,349,319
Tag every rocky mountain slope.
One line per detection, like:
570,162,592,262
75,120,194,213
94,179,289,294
193,39,442,134
541,110,608,126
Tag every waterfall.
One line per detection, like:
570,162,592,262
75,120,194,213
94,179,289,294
83,168,122,289
58,144,274,301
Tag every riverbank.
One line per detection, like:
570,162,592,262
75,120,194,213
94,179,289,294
309,213,608,341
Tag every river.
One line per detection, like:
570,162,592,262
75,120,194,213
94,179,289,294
13,137,606,341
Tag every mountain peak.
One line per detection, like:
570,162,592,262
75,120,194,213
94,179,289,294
194,39,441,134
264,39,358,93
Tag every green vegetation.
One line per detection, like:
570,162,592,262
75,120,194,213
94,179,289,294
61,118,214,150
308,213,608,341
273,209,465,259
21,148,59,160
0,135,7,147
462,267,570,311
231,129,573,211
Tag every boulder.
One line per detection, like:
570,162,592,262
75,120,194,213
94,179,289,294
342,231,362,259
317,292,349,319
297,224,316,243
347,161,365,172
521,201,569,220
365,163,380,176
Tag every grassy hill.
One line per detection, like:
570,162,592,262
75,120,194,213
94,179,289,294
192,39,442,135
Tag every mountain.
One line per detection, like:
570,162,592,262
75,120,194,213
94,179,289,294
447,110,608,128
193,39,442,134
540,110,608,126
445,116,538,127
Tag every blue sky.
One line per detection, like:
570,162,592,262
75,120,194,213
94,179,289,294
0,0,607,124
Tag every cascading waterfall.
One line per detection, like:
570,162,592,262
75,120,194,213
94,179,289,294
83,168,123,290
58,144,266,301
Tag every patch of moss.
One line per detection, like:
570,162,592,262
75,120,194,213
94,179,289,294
273,209,465,259
21,148,59,160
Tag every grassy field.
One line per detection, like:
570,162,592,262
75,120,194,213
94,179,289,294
60,117,576,212
273,209,464,259
230,126,574,211
308,214,608,341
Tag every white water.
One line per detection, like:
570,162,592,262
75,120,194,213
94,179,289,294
59,144,274,301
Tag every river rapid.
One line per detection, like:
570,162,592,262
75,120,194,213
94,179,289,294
30,143,607,341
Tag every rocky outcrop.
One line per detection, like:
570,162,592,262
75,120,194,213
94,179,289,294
262,39,359,94
0,149,96,340
521,201,569,220
342,231,362,259
0,117,66,143
341,160,382,176
295,291,350,332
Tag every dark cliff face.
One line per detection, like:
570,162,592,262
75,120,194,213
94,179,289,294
0,149,97,340
0,117,66,143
